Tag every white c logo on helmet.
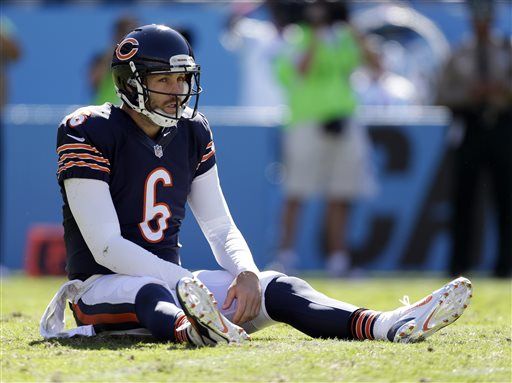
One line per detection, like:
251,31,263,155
115,38,139,61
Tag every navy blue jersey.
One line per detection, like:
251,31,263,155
56,103,216,280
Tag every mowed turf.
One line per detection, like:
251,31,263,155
1,275,510,382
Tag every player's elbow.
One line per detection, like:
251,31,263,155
84,228,122,270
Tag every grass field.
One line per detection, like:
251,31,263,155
1,274,511,382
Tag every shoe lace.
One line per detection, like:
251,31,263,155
399,295,410,306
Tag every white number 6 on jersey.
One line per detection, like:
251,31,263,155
139,168,172,243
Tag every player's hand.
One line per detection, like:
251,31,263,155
222,271,261,325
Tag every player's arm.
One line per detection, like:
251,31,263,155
188,165,259,276
187,165,261,324
64,178,193,286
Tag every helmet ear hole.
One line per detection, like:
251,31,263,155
126,80,137,95
124,78,143,105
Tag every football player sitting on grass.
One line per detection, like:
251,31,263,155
41,24,472,346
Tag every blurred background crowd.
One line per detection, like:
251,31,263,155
1,0,511,279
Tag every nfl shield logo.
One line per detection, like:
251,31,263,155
154,145,163,158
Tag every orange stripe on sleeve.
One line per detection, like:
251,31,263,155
58,152,110,165
58,161,110,174
201,149,215,163
72,303,138,325
57,143,101,155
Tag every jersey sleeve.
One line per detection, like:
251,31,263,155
194,113,217,178
56,107,113,185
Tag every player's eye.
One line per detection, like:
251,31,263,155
158,77,168,83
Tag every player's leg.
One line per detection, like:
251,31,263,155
71,274,239,346
195,270,472,343
71,275,183,340
197,269,384,337
263,274,472,343
196,269,364,337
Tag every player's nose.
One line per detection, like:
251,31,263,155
167,79,184,94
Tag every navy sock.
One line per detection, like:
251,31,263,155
134,283,184,342
264,276,361,339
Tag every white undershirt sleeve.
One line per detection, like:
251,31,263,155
188,165,260,277
64,178,193,287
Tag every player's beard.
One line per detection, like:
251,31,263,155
149,88,188,120
146,95,173,118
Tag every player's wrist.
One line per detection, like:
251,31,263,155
237,271,261,292
237,270,258,280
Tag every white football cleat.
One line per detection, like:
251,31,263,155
176,277,250,346
387,277,473,343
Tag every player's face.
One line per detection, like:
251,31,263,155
146,73,188,115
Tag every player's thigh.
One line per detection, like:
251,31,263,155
192,270,235,316
73,274,174,332
193,269,285,333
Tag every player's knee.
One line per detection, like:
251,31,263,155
257,270,287,294
265,275,312,298
135,276,171,290
241,270,286,332
263,275,321,322
135,283,181,341
135,282,174,303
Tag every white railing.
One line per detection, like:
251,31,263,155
3,104,451,127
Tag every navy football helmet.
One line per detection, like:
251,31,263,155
111,24,201,127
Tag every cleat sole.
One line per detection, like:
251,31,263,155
177,277,250,344
394,277,472,343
